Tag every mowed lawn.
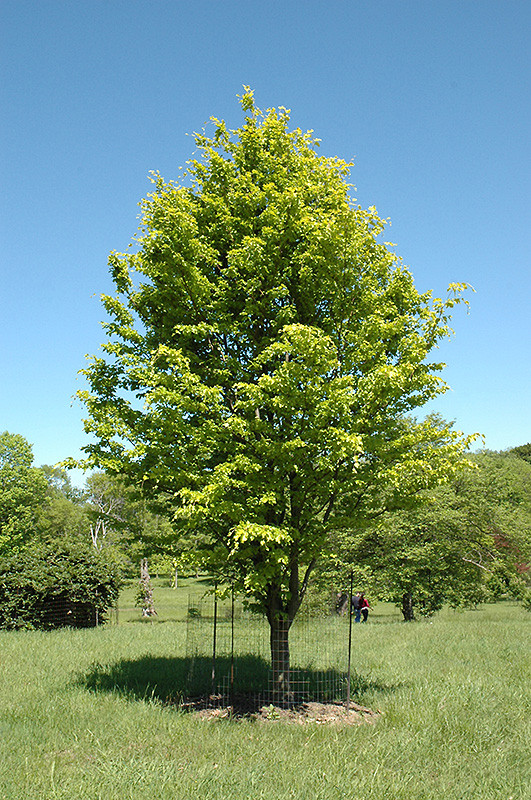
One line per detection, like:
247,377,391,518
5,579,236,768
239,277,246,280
0,579,529,800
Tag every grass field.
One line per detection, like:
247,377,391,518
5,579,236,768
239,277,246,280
0,579,529,799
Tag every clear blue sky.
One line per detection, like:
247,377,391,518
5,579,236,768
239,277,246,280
1,0,529,483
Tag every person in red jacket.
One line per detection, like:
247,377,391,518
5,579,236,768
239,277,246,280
359,594,371,622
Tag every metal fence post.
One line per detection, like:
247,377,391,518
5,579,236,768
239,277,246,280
230,584,235,707
211,582,218,697
346,570,354,712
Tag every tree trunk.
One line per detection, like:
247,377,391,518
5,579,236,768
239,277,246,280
401,592,415,621
269,615,292,706
138,558,157,617
265,553,315,706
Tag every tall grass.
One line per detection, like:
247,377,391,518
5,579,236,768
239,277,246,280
0,581,529,799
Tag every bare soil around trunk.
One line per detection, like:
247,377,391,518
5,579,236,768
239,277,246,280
181,696,380,725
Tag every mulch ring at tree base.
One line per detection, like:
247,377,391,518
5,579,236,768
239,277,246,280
181,697,380,725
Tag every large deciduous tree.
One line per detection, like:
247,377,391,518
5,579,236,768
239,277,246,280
73,90,475,696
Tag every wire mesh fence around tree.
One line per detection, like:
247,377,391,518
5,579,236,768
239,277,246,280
184,583,356,710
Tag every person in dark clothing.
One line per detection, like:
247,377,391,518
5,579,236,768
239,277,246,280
351,592,362,623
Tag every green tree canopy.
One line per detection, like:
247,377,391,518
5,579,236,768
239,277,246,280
510,443,531,465
36,465,89,547
83,472,178,568
71,90,476,691
0,431,48,553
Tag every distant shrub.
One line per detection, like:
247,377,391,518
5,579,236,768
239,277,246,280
0,541,122,630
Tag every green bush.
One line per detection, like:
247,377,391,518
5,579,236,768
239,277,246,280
0,540,122,630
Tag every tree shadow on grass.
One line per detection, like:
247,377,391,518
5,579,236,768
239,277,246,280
78,654,399,713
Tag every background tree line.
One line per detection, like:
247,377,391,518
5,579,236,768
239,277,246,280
1,428,529,629
319,445,531,619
